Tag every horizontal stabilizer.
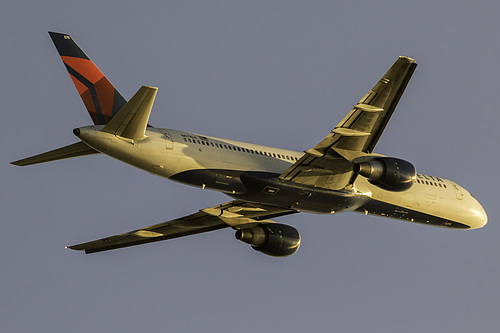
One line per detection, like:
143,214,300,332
102,86,158,140
11,142,99,166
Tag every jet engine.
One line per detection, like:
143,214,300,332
235,223,301,257
353,157,416,192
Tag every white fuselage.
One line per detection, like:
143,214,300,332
76,125,487,230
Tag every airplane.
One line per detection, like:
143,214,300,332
11,32,487,256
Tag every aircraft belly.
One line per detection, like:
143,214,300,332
237,172,368,213
356,199,470,229
170,168,248,194
354,177,475,229
169,168,368,213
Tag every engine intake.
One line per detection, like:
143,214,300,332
235,223,301,257
353,157,416,192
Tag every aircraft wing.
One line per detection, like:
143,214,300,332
280,56,417,190
68,200,297,254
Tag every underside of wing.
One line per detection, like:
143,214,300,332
11,142,99,166
68,201,297,254
280,57,417,190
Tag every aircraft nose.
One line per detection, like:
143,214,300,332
468,199,487,229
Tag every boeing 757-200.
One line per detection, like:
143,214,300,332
11,32,487,256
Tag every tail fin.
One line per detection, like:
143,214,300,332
49,32,127,125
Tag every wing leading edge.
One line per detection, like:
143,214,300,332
68,201,297,254
280,56,417,190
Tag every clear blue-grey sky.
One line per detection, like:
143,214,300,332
2,1,498,332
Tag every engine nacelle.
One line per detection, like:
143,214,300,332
235,223,301,257
353,157,416,192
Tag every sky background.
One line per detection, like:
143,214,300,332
1,1,499,332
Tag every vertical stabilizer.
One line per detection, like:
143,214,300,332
49,32,127,125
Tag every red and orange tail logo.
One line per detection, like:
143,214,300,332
49,32,127,125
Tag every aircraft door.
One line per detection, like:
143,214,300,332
161,130,173,149
453,184,464,200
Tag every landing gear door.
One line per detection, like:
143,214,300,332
161,130,173,149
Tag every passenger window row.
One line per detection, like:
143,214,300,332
415,178,447,188
182,137,299,161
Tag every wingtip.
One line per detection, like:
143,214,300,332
67,244,93,254
48,31,67,38
399,55,417,63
